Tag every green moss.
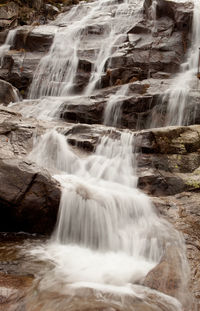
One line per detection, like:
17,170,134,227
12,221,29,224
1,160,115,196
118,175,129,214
186,180,200,189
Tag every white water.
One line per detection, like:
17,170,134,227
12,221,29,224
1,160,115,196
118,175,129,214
29,0,143,99
0,29,18,67
164,0,200,126
104,84,129,126
28,128,187,303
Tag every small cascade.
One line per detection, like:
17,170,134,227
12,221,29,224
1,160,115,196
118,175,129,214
29,128,189,304
162,0,200,126
104,84,129,126
28,0,143,99
150,0,158,34
0,28,18,67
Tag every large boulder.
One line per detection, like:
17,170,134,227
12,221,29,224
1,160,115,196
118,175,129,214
0,158,61,234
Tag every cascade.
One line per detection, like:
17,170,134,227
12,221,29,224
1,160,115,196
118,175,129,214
28,0,143,100
0,28,18,67
29,128,188,295
159,0,200,126
1,0,196,309
104,84,129,126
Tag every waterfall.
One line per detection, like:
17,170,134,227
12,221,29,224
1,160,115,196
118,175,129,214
27,127,189,310
28,0,143,99
162,0,200,126
1,0,194,309
104,84,129,126
0,28,18,67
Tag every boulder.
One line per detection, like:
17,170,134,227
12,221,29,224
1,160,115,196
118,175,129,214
143,245,192,309
0,79,20,105
0,158,61,234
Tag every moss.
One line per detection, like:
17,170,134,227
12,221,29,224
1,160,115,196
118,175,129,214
186,180,200,189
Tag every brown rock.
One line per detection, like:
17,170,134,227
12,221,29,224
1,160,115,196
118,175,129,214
0,79,20,106
0,158,61,234
0,272,33,311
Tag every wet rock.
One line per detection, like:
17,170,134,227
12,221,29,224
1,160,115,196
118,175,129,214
0,158,61,234
12,26,55,52
0,272,33,311
152,192,200,311
0,51,43,96
143,0,193,31
143,246,187,302
0,79,20,105
60,97,105,125
27,282,182,311
45,4,60,15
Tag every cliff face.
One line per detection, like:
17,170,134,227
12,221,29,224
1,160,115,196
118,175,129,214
0,0,200,310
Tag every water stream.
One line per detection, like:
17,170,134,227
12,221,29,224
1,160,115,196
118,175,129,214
0,0,196,309
160,0,200,126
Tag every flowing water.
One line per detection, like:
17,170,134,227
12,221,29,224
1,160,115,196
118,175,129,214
27,128,188,310
159,0,200,126
29,0,143,99
104,84,129,126
0,28,18,67
0,0,196,309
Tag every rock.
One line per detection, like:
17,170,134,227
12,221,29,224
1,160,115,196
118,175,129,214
143,245,192,308
0,51,43,96
0,79,20,105
152,192,200,311
0,106,62,234
60,97,105,125
0,158,61,234
0,2,19,31
0,2,19,20
27,282,183,311
45,4,60,15
135,125,200,154
32,0,44,10
0,272,33,311
143,0,193,31
12,26,55,52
